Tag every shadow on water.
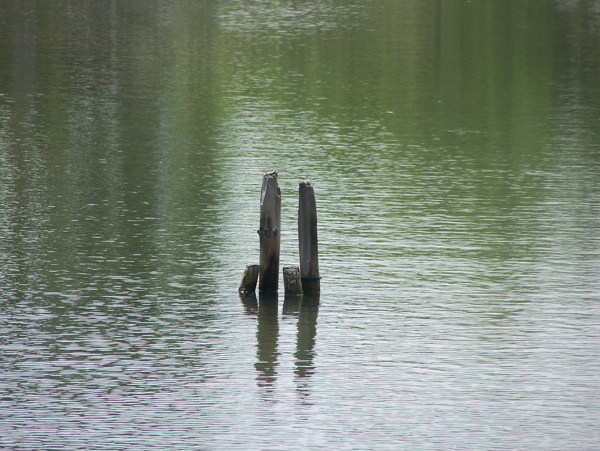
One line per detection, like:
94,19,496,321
239,292,320,399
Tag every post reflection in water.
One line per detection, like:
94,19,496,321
294,293,320,400
282,294,303,315
254,292,280,392
240,292,320,399
239,292,258,316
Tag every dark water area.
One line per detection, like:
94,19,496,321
1,1,599,449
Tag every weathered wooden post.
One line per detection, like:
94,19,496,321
298,181,320,293
239,264,259,294
258,170,281,292
283,266,303,295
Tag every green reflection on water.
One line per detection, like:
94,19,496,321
1,1,599,449
0,1,598,303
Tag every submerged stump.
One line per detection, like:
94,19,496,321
283,266,303,295
238,264,259,294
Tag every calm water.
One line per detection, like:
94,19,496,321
1,1,600,449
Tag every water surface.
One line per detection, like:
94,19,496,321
1,1,599,449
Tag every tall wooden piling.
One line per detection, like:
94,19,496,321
298,181,320,293
258,170,281,292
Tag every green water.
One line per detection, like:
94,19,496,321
1,1,599,449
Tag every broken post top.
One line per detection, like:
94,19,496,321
260,170,281,229
260,170,280,210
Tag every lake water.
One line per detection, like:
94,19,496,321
1,1,599,449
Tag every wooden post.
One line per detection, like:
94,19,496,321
283,266,303,295
258,170,281,292
239,264,259,294
298,181,320,293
